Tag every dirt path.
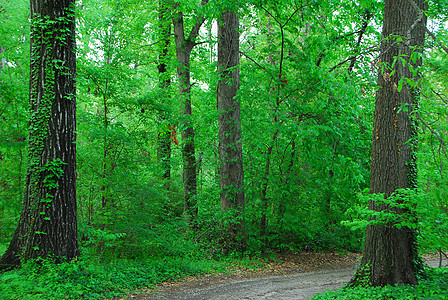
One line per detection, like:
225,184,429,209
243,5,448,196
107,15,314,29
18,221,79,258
132,253,444,300
144,267,355,300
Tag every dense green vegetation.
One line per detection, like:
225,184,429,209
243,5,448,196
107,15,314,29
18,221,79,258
1,0,448,298
0,256,227,299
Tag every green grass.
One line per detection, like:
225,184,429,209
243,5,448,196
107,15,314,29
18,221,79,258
0,256,227,299
313,267,448,300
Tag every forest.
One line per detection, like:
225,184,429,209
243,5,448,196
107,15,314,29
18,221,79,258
1,0,448,298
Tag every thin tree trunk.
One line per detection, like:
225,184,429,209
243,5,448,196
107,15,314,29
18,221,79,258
276,139,296,235
173,10,197,220
157,0,172,189
1,0,78,270
217,9,246,250
260,129,278,244
172,0,208,222
350,0,427,286
101,89,109,209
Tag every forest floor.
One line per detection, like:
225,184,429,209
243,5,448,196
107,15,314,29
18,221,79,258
124,252,442,300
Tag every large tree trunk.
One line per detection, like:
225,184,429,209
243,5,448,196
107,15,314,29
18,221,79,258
217,10,246,250
0,0,78,270
350,0,427,287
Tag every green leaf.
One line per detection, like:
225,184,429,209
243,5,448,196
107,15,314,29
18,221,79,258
397,77,404,92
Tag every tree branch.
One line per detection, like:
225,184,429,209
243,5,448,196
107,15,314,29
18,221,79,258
316,30,368,67
426,28,448,55
348,10,372,73
405,0,424,45
239,50,275,80
416,112,448,161
431,88,448,105
187,0,209,44
329,46,378,72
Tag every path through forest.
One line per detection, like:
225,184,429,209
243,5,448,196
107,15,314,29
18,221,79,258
145,266,354,299
131,253,444,300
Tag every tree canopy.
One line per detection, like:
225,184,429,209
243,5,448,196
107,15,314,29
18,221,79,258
1,0,448,298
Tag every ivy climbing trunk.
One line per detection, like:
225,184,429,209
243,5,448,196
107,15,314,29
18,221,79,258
350,0,427,286
0,0,78,270
217,9,246,250
173,0,208,222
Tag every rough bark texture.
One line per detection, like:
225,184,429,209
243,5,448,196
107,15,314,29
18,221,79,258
351,0,427,286
217,10,246,250
173,0,208,220
0,0,78,270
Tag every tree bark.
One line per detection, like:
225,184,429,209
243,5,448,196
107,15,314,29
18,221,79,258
350,0,427,287
217,10,246,250
0,0,78,270
173,0,208,221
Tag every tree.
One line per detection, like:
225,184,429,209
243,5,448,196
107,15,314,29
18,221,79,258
173,0,209,221
157,0,173,188
350,0,428,286
0,0,78,270
217,8,245,249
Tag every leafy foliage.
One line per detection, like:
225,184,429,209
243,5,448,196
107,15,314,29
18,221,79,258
1,0,448,298
0,256,225,299
0,0,29,243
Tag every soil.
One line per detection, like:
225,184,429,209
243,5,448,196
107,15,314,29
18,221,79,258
121,252,443,300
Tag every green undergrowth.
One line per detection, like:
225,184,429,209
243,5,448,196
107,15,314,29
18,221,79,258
0,255,228,299
313,267,448,300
